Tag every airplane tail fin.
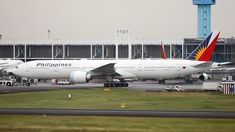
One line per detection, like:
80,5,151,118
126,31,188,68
161,42,167,59
187,32,220,61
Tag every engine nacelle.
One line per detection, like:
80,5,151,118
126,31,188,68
70,71,91,84
198,73,209,81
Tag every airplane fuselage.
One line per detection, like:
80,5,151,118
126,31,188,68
12,59,210,80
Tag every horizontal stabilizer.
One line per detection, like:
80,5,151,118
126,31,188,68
218,62,235,66
192,61,213,68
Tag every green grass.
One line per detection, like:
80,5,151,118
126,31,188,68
0,115,235,132
1,88,235,131
0,88,235,111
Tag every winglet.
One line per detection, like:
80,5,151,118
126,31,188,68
161,42,167,59
187,32,220,61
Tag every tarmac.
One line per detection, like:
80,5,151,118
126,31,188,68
0,80,205,94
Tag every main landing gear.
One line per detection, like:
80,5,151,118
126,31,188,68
104,81,129,87
185,76,194,84
22,78,31,86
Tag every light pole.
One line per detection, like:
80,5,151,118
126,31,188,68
48,29,51,39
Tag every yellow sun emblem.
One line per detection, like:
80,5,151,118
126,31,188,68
195,47,207,60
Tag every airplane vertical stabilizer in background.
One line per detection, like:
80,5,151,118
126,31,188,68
161,42,167,59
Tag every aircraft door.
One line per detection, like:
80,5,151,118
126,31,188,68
136,63,142,72
176,63,182,77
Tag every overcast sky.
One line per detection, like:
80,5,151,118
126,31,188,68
0,0,234,40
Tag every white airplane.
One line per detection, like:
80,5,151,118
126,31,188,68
0,59,24,75
11,32,220,87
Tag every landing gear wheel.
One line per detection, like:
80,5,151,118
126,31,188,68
25,82,30,86
123,83,128,87
6,82,12,86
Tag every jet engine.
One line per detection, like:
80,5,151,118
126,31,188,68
198,73,209,81
70,71,91,83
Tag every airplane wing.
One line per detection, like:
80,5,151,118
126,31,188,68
89,63,120,76
0,62,8,66
192,61,213,68
0,68,6,76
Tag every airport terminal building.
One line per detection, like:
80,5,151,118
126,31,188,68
0,38,235,62
0,39,183,61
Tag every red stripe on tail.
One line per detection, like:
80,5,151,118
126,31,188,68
198,32,220,61
161,43,167,59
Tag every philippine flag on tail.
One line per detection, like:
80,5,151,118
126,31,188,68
187,32,220,61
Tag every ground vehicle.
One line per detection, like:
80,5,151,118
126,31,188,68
0,80,14,86
165,85,183,92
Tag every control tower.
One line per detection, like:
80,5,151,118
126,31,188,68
193,0,216,38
